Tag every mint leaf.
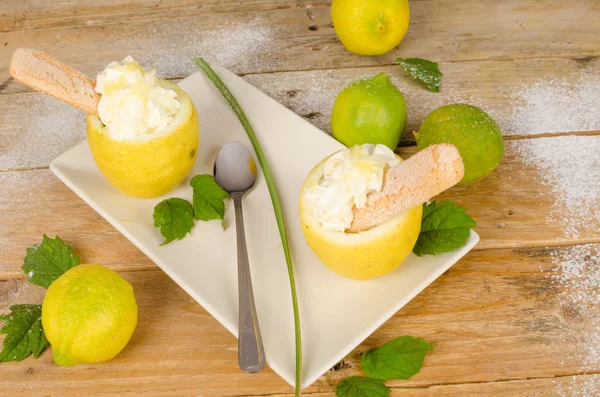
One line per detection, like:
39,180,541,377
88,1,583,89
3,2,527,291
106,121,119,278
0,305,48,362
153,198,195,245
190,174,230,221
336,376,389,397
413,201,477,256
362,336,434,381
22,235,80,288
397,58,442,92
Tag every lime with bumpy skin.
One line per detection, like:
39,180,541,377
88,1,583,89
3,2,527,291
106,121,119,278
331,73,407,150
415,104,504,185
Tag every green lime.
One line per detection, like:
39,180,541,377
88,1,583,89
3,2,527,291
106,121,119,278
42,264,138,367
415,104,504,185
331,73,407,150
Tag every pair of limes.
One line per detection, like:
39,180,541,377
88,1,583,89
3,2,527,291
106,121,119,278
331,73,504,185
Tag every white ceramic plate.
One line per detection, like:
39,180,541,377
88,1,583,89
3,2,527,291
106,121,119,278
50,65,480,389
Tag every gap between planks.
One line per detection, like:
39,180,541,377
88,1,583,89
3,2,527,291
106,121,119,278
1,129,599,173
1,54,598,97
0,2,333,34
3,238,600,282
242,372,600,397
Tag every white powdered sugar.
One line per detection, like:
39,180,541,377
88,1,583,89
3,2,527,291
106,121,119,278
131,18,274,78
0,19,274,170
540,244,600,397
515,135,600,239
509,70,600,136
0,93,85,170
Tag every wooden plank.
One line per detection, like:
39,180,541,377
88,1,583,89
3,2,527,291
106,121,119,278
243,57,600,138
2,57,600,171
0,169,154,280
1,0,598,92
247,374,600,396
1,245,598,395
0,1,325,32
1,133,600,276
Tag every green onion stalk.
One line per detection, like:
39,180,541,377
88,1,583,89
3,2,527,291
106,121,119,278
193,58,302,396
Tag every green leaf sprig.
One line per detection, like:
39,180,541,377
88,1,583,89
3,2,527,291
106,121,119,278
336,376,389,397
397,58,443,92
0,305,48,362
413,201,477,256
153,198,195,245
336,336,434,397
194,57,302,397
153,174,229,245
362,336,434,380
190,174,230,221
1,235,80,362
22,235,80,288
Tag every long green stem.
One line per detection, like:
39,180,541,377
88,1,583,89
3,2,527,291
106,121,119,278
194,58,302,396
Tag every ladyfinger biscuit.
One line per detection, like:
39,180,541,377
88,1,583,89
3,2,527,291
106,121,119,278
348,144,464,232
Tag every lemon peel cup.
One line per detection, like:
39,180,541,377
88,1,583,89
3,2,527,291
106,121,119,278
87,81,199,198
299,156,422,281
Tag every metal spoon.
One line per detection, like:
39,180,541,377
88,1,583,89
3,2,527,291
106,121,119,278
214,141,265,373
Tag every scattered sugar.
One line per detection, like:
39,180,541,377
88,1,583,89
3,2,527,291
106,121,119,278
514,135,600,239
509,70,600,136
550,245,600,314
1,19,274,171
544,244,600,396
0,93,85,170
246,69,476,136
129,18,274,78
555,375,600,397
0,171,51,253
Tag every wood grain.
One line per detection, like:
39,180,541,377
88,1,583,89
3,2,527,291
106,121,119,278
2,56,600,171
1,245,598,396
1,134,599,279
1,0,598,93
247,374,600,397
0,1,327,32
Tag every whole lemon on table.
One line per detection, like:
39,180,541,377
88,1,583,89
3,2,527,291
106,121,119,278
415,104,504,185
299,153,422,280
87,81,199,199
331,73,407,150
42,264,138,367
331,0,410,56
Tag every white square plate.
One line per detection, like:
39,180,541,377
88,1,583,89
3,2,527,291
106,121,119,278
50,65,479,389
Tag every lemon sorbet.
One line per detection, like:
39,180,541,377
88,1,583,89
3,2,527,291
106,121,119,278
299,144,421,280
87,56,199,198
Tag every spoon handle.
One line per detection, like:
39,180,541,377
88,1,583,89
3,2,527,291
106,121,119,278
9,48,100,116
233,195,265,373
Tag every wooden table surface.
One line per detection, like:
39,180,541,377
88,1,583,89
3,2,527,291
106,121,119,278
1,1,600,396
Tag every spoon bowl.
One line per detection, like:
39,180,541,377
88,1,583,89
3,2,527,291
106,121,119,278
214,141,257,196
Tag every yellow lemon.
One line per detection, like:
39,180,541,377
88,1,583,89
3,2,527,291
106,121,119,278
331,0,410,56
87,81,199,198
42,264,138,367
299,154,422,280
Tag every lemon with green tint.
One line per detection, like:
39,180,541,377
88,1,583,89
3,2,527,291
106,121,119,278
415,104,504,185
331,73,407,150
87,81,199,199
42,264,138,367
331,0,410,56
